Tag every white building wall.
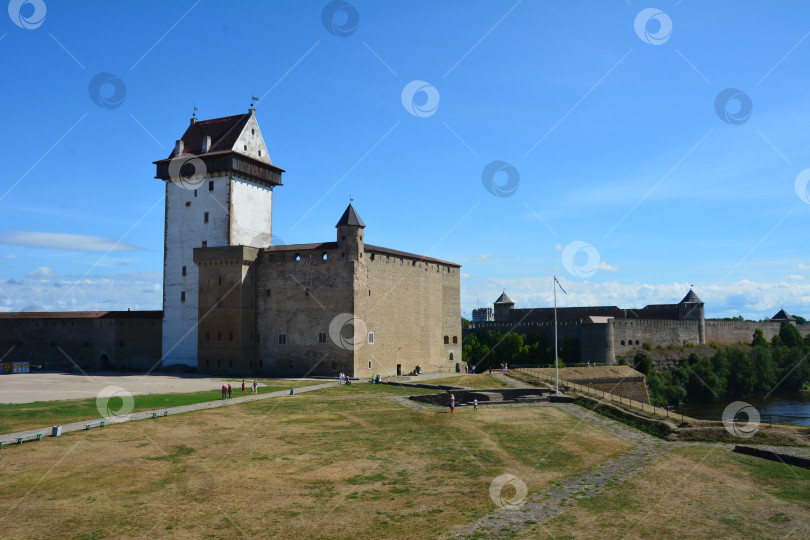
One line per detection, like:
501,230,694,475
234,115,272,164
231,178,273,247
162,174,230,366
162,173,275,367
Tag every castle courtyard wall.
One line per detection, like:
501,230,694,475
357,252,461,378
255,246,355,377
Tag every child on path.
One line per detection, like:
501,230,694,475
227,383,232,399
241,380,247,395
221,384,226,400
450,393,455,414
252,379,258,395
473,398,478,411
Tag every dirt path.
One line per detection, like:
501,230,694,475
451,403,672,539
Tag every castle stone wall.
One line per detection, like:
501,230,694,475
358,252,461,378
0,313,162,371
704,320,781,343
255,246,354,377
612,319,701,353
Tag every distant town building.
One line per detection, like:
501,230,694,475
471,307,493,322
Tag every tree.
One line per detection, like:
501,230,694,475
725,347,755,397
779,324,804,348
461,317,470,329
633,352,652,375
751,329,768,347
793,315,807,324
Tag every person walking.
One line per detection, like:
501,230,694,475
473,398,478,411
221,384,227,400
252,379,258,395
227,383,232,399
450,393,455,414
241,379,247,395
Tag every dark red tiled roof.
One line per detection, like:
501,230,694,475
265,242,339,252
0,311,162,319
364,244,460,268
165,113,250,159
264,242,460,267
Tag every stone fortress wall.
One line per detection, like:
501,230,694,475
465,290,810,365
0,312,162,371
194,205,461,378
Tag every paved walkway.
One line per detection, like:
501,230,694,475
0,381,337,444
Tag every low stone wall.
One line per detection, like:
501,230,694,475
520,367,651,404
409,387,549,406
733,445,810,469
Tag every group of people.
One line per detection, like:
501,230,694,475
338,372,352,385
221,379,258,400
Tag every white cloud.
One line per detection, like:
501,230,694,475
797,263,810,271
788,275,804,281
554,243,563,252
596,262,619,272
0,272,162,312
27,266,58,279
0,231,145,252
473,254,493,262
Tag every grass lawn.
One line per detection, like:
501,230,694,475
426,374,511,389
524,445,810,539
0,380,304,434
304,381,439,397
0,396,631,538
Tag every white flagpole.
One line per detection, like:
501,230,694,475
554,274,559,396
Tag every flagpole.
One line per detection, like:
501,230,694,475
554,274,559,396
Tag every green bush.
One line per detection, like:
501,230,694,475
633,352,652,375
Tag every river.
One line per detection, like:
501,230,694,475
677,392,810,426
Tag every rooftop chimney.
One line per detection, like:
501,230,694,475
190,117,197,125
173,139,184,157
201,135,211,153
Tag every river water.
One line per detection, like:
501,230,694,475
677,392,810,426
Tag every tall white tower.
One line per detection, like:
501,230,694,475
154,108,284,367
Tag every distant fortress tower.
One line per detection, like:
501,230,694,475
153,109,284,367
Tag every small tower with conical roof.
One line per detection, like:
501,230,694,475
771,309,796,329
678,288,705,344
336,203,365,261
493,291,515,322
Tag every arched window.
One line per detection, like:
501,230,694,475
452,336,458,344
443,336,449,344
449,353,454,361
620,340,625,345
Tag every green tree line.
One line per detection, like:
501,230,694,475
646,324,810,406
462,330,580,372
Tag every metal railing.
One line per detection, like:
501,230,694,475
511,367,691,423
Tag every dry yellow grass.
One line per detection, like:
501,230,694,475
0,396,630,539
520,445,810,539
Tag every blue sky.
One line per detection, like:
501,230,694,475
1,0,809,319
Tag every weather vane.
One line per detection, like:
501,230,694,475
250,93,259,108
192,101,198,118
349,194,354,203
